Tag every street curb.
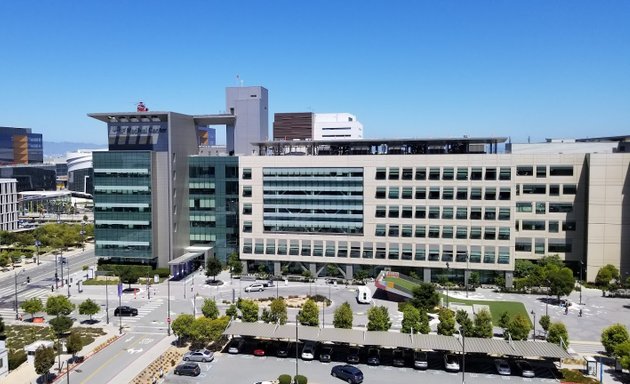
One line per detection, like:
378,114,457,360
52,332,125,383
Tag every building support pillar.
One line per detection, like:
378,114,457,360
345,265,353,280
423,268,432,283
274,262,281,277
309,263,317,277
505,271,514,288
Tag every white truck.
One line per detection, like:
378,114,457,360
356,286,372,304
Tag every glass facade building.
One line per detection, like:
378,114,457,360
93,151,154,265
189,156,238,263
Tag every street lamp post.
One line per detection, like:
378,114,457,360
167,273,171,336
465,255,470,298
295,314,299,380
59,251,64,288
35,240,41,265
67,259,71,298
458,327,466,384
54,252,59,290
580,260,584,305
530,310,536,341
446,262,450,309
105,274,110,325
14,269,24,320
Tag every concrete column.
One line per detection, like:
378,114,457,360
505,271,514,288
241,261,248,274
423,268,432,283
274,262,281,276
345,265,353,280
309,263,317,277
464,269,471,289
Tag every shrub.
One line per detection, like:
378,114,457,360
294,374,308,384
154,268,170,278
9,349,27,370
278,374,292,384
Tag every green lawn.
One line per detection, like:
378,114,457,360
382,276,530,325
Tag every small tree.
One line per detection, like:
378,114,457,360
473,308,493,338
547,322,570,349
468,272,480,288
190,317,229,348
498,311,510,330
66,331,83,360
298,299,319,326
206,258,223,282
367,305,391,331
46,295,75,317
239,299,259,323
201,298,220,320
455,310,474,337
614,340,630,370
601,323,629,355
269,298,288,325
505,314,531,341
539,314,551,337
226,304,238,319
49,315,73,338
21,298,44,320
34,346,55,383
171,314,195,344
410,283,440,312
227,253,243,275
326,264,339,277
437,308,456,336
333,302,353,329
546,266,575,302
118,267,140,288
401,305,421,334
78,299,100,322
595,264,620,294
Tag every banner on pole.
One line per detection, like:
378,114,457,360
117,283,123,297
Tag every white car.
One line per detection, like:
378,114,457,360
301,342,316,360
444,353,460,372
495,359,511,375
244,283,265,292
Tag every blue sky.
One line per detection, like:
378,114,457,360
0,1,628,145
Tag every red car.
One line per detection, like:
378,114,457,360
253,342,267,356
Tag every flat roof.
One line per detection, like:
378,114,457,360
88,112,235,126
253,137,508,146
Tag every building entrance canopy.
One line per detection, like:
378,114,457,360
223,321,571,359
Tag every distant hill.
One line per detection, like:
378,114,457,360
44,141,107,157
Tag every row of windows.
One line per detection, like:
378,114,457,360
375,224,511,240
242,238,511,264
376,186,511,200
375,167,512,181
516,220,576,232
515,184,577,196
375,205,511,220
515,202,574,214
516,165,574,177
515,238,572,253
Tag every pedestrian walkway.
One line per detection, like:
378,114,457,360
569,340,606,356
115,299,164,324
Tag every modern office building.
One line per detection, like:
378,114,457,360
66,150,96,195
0,126,43,165
273,112,363,141
0,179,18,231
88,86,268,271
238,137,630,283
0,164,56,192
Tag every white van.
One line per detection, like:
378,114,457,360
356,286,372,304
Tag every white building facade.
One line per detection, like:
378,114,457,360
313,113,363,140
0,179,18,231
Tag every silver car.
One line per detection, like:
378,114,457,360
494,359,511,375
514,360,535,378
183,349,214,362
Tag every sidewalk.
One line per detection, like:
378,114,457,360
0,323,118,384
109,334,177,383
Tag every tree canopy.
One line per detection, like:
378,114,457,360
595,264,620,291
206,258,223,281
410,283,440,312
505,314,531,341
333,302,353,329
171,314,195,342
367,305,391,331
437,308,456,336
21,298,44,319
49,315,73,338
201,298,220,320
46,295,75,317
78,299,100,321
34,346,55,382
601,323,629,355
238,299,260,323
401,305,429,334
547,322,570,349
298,299,319,326
227,253,243,275
269,298,288,325
473,308,494,338
66,331,83,357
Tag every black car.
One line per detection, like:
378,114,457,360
174,362,201,377
331,364,363,384
392,348,406,367
367,347,380,365
319,346,333,363
114,306,138,316
346,346,360,364
276,341,290,358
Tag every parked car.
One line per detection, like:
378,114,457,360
113,306,138,316
253,341,268,356
392,348,406,367
228,338,245,354
244,283,265,292
444,353,460,372
319,346,333,363
346,346,360,364
174,362,201,376
301,342,316,360
494,359,511,375
413,350,428,370
367,347,380,366
331,364,364,384
276,341,290,358
183,349,214,362
514,360,535,378
263,280,275,287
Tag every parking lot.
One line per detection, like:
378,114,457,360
163,338,562,384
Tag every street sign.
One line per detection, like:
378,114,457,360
167,317,171,323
